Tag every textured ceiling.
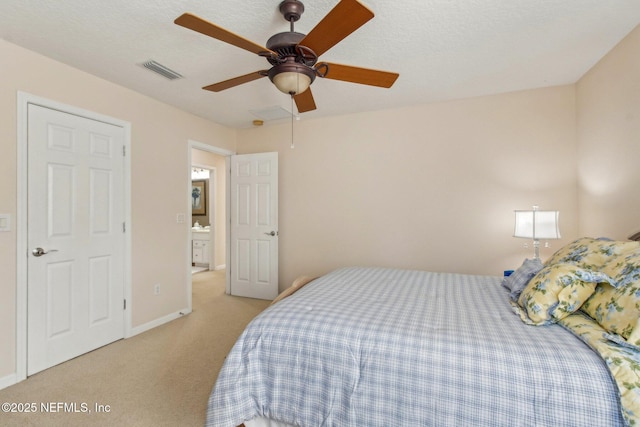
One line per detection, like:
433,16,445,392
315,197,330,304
2,0,640,129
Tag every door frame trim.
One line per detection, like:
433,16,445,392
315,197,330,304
187,140,235,309
16,91,132,382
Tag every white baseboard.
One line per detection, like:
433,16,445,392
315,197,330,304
127,308,192,338
0,372,18,391
215,264,226,271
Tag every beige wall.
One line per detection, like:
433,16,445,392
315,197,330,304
577,25,640,239
238,85,579,288
0,40,235,380
192,149,227,269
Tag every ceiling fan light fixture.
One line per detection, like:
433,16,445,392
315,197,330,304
272,71,311,95
268,61,316,95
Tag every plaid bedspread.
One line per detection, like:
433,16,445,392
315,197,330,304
206,267,624,426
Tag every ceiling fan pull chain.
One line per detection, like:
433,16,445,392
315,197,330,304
290,94,295,149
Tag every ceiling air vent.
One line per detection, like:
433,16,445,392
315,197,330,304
249,106,294,121
141,60,183,80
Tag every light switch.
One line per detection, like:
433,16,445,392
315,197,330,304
0,214,10,232
176,213,185,224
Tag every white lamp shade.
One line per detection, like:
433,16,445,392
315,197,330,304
514,210,561,239
272,71,311,95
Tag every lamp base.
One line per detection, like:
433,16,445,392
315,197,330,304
533,239,540,260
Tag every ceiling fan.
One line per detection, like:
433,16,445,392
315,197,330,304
174,0,399,113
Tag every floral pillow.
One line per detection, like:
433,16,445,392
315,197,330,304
582,278,640,341
581,245,640,341
512,263,613,325
601,244,640,288
544,237,639,270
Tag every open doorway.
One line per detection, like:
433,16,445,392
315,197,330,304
190,163,215,274
186,141,234,311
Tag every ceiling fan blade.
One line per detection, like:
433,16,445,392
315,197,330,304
321,63,399,88
294,88,317,113
299,0,374,57
203,71,268,92
175,13,275,56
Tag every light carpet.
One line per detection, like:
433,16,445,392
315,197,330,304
0,270,270,426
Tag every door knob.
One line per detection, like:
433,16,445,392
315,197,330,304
31,247,58,257
264,231,278,236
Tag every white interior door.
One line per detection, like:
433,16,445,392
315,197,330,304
27,104,125,375
230,153,278,300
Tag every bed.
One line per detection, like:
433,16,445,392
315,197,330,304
206,237,640,427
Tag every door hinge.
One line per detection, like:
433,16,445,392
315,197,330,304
123,222,126,233
122,145,126,156
124,299,127,310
